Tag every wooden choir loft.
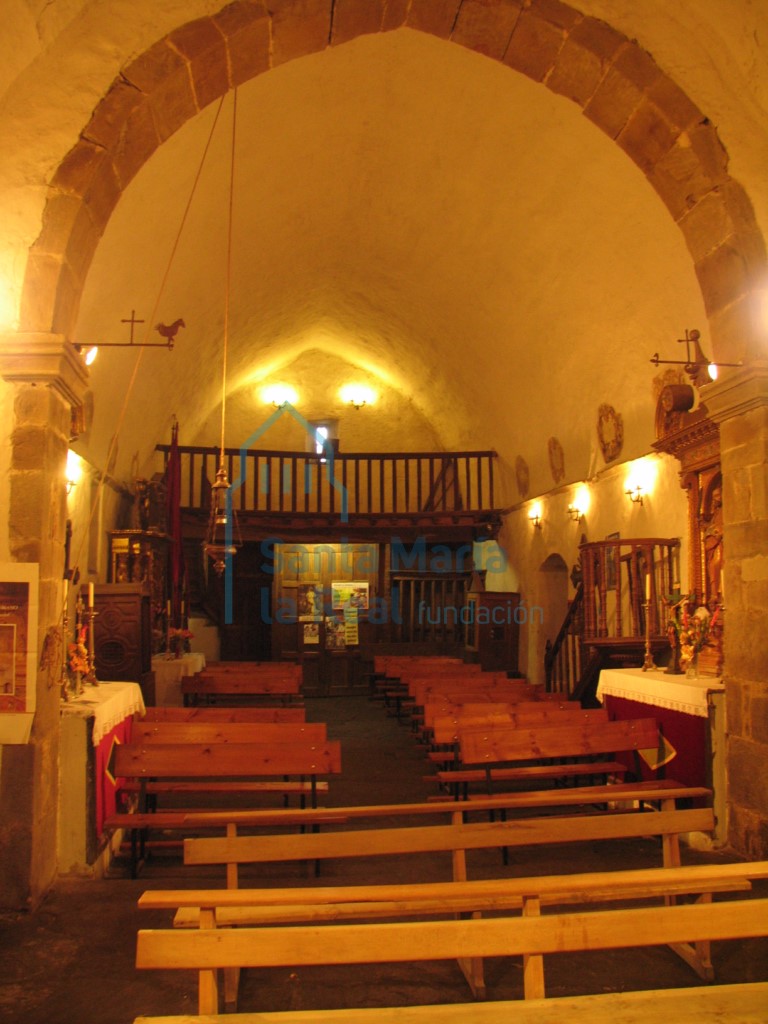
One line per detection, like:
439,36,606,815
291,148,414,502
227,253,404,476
95,371,724,706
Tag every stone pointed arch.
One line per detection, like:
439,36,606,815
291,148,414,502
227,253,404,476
21,0,766,364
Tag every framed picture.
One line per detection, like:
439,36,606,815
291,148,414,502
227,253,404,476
302,622,320,645
331,580,369,611
297,583,324,621
325,617,346,650
605,532,619,591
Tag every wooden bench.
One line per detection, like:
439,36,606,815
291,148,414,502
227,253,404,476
182,665,303,706
134,982,768,1024
131,721,327,745
427,706,608,767
433,716,667,797
135,879,768,1014
396,676,539,724
140,706,306,723
181,797,717,997
110,739,341,876
139,780,713,1003
140,859,768,1006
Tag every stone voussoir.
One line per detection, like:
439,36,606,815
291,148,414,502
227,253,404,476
503,6,566,82
331,0,388,46
450,0,522,61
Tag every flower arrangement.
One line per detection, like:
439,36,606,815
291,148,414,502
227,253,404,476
667,597,719,672
167,626,194,656
68,625,90,676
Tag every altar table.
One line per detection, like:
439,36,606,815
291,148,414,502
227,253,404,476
597,667,725,843
59,680,145,871
151,651,206,706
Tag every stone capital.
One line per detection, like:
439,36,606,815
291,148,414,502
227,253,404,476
0,333,90,408
700,361,768,424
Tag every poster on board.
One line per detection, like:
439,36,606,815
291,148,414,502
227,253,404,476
0,563,39,744
331,581,369,611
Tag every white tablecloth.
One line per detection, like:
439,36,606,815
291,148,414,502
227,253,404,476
596,668,724,718
60,680,146,745
151,652,206,706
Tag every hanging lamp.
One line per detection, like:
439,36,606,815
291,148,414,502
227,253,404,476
203,88,241,576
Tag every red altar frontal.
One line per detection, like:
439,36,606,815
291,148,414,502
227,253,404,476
59,680,145,872
596,668,726,845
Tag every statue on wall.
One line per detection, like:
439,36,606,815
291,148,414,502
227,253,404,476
702,477,723,605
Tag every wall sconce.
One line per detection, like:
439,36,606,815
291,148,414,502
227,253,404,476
261,383,298,408
66,450,82,494
626,485,645,506
528,503,543,529
567,485,590,521
74,344,99,366
339,383,375,409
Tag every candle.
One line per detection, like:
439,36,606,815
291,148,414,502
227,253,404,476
645,574,651,601
719,570,725,604
88,582,94,608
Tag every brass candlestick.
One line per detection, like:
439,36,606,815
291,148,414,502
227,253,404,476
641,598,657,671
84,606,99,686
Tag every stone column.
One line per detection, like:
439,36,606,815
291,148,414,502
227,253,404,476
0,335,88,908
703,363,768,858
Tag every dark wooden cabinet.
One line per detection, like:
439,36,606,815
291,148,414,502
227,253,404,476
465,591,521,674
89,583,155,704
108,529,169,654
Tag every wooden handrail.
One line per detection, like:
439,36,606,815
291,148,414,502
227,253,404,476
157,445,497,516
544,583,584,696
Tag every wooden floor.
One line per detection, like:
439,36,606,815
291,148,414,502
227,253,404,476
1,695,766,1024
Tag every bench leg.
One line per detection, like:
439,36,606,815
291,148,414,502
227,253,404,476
223,967,240,1011
522,895,546,999
198,909,220,1015
668,892,715,981
457,911,486,1000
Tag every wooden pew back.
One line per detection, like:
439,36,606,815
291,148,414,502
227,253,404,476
135,892,768,1012
184,805,714,876
431,706,606,746
132,722,327,745
459,716,660,765
140,706,306,723
114,740,341,780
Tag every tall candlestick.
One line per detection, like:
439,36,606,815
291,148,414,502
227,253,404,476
88,582,94,608
645,574,651,601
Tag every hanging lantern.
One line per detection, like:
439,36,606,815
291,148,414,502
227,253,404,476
203,465,239,576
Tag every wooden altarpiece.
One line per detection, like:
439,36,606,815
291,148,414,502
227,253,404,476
652,382,723,675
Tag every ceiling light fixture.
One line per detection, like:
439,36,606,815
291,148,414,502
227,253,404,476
203,89,241,577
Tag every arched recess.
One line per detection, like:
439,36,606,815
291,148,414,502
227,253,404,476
20,0,767,367
528,551,570,687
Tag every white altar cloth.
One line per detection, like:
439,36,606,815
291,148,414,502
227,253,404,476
61,680,145,745
597,667,723,719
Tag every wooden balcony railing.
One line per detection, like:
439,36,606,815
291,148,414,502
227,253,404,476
157,445,497,517
579,537,680,642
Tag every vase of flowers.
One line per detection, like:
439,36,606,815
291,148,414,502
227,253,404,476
167,626,194,658
68,625,90,692
667,599,716,678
